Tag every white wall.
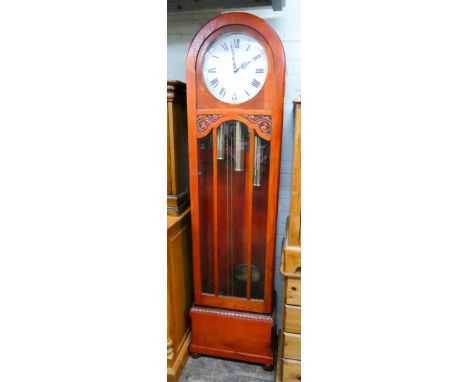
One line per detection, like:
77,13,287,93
168,0,301,327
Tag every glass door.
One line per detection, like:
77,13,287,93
196,120,271,303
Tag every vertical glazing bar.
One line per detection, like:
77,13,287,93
212,127,219,296
245,128,255,299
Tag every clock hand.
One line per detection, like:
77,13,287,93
230,44,238,73
240,60,252,70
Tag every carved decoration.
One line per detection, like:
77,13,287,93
196,114,224,136
191,306,272,322
242,115,272,137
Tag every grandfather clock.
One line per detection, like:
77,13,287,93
186,12,285,370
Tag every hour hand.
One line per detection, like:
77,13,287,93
230,45,237,72
240,60,252,70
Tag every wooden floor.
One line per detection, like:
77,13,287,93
179,355,276,381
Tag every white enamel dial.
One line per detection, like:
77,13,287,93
202,33,268,104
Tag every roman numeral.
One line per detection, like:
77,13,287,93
244,90,250,96
210,78,219,88
212,54,220,59
246,44,251,51
253,54,261,61
208,68,216,73
219,87,226,97
221,42,228,51
251,79,261,88
233,38,240,48
255,68,264,74
232,93,238,103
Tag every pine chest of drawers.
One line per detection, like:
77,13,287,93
276,99,301,382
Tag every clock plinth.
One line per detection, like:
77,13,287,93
189,304,276,367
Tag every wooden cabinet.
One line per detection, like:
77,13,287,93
167,80,190,216
167,208,193,381
276,99,301,382
167,80,193,381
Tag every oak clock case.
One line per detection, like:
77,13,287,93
186,13,285,370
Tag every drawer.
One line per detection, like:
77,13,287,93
284,305,301,334
282,359,301,382
285,278,301,306
283,332,301,360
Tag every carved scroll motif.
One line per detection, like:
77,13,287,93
241,115,272,137
196,114,224,136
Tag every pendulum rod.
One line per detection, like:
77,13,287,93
212,127,219,296
229,126,234,295
245,128,255,299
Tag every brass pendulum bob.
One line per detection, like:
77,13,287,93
234,264,260,282
253,135,262,187
234,121,244,171
217,123,225,160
